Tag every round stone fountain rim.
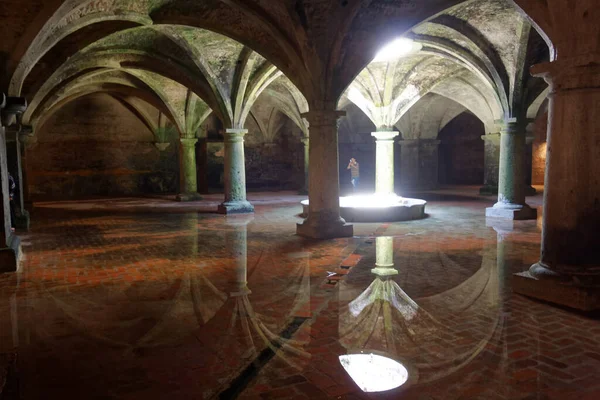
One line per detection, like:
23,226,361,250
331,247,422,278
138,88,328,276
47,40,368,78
300,194,427,222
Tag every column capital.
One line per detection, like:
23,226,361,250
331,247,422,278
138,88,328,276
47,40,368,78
179,137,198,146
300,137,309,145
496,119,529,135
301,110,346,127
532,55,600,92
223,128,248,143
371,131,399,141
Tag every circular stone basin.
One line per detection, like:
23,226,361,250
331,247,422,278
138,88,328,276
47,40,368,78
301,194,427,222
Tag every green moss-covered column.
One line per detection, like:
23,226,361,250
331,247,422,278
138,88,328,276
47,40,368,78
299,136,309,195
371,131,399,195
176,138,202,202
480,133,500,195
485,120,536,220
218,129,253,214
296,109,352,239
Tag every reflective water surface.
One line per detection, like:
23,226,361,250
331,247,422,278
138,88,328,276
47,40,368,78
0,191,599,400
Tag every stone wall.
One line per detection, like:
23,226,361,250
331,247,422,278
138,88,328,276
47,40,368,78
28,93,179,199
438,112,485,185
202,114,305,191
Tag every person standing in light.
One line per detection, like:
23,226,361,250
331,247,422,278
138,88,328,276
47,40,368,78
347,158,360,192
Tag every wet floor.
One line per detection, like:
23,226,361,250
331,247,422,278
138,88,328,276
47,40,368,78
0,189,599,399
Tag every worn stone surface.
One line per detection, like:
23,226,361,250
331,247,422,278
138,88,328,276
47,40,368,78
398,139,441,191
487,121,536,221
480,133,501,194
0,190,599,399
29,93,179,199
438,113,485,186
297,110,352,239
0,0,597,323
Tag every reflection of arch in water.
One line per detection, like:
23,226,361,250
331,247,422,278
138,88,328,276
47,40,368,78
26,213,312,378
339,236,503,388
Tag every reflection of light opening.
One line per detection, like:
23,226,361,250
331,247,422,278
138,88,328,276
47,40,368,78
340,353,409,392
374,38,421,62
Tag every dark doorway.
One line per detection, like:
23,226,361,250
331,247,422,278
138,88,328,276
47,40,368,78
438,112,485,185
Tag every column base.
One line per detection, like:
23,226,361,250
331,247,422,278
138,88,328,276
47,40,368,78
296,212,353,239
485,203,537,220
479,185,498,195
15,210,30,231
525,185,537,196
218,201,254,215
176,192,202,202
513,265,600,311
0,234,21,274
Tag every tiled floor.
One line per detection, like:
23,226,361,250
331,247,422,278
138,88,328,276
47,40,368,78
1,188,599,400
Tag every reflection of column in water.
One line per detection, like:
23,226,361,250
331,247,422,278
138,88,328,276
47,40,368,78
10,292,18,347
486,220,518,399
224,216,253,295
371,236,398,277
182,213,199,257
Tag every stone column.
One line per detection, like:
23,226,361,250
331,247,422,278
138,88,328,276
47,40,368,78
218,129,254,214
513,57,600,310
176,137,202,202
485,121,536,220
371,131,399,195
296,110,352,239
299,136,309,195
480,133,500,195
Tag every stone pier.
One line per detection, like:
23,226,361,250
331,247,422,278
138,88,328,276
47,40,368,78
218,129,254,214
176,137,202,202
485,121,536,220
297,109,352,239
514,56,600,311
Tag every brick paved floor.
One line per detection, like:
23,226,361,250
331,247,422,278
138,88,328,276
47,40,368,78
0,188,598,399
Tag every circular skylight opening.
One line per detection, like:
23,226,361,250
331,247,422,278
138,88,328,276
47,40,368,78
373,38,422,62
